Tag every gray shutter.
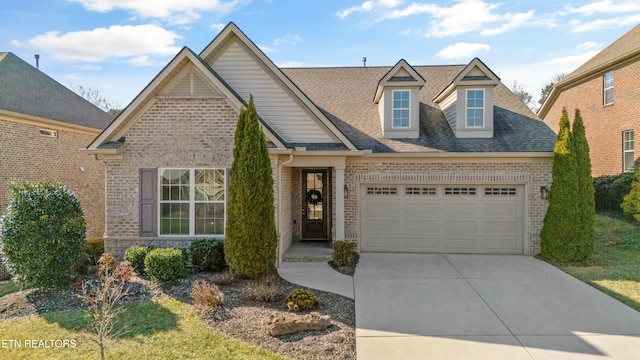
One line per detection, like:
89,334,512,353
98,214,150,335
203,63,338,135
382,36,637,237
139,168,157,237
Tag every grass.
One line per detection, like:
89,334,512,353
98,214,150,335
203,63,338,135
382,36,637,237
0,296,290,359
0,280,21,297
555,212,640,311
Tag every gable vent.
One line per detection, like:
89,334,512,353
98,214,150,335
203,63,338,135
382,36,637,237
39,129,58,138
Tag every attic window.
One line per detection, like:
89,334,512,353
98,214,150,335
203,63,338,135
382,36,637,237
392,90,410,128
39,129,58,138
604,71,614,105
466,89,484,128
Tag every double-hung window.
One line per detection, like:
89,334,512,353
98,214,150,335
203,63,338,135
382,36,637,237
392,90,410,128
159,168,226,236
604,71,614,105
624,130,634,173
466,89,484,127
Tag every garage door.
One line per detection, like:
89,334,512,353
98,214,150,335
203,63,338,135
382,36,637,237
360,184,524,254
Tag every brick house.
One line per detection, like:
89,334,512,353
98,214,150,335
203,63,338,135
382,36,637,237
538,24,640,176
84,23,556,262
0,52,112,238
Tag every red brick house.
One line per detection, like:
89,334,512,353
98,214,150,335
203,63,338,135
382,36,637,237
0,52,112,238
538,24,640,176
85,23,556,261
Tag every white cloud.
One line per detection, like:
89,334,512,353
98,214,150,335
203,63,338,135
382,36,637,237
436,42,490,60
66,0,242,24
210,23,226,32
570,13,640,32
566,0,640,15
576,41,600,50
127,55,162,67
336,0,404,18
273,34,303,47
259,45,277,53
12,25,181,62
386,0,535,38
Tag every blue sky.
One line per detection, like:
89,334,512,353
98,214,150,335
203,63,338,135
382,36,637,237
2,0,639,110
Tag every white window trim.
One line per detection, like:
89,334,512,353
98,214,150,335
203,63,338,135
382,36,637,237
465,89,485,128
623,130,634,173
391,89,410,129
158,168,226,237
604,71,614,106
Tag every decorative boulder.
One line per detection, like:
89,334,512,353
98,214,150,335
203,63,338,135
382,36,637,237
266,311,331,336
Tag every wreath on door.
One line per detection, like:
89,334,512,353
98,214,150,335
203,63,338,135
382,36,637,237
306,189,323,205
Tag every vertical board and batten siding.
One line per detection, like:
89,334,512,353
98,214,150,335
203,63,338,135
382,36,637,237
211,41,335,143
167,68,221,98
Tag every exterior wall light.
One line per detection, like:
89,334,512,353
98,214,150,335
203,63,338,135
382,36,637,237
540,185,550,200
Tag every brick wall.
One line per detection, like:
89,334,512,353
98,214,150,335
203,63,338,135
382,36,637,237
343,158,552,255
542,57,640,176
0,119,105,238
102,97,239,257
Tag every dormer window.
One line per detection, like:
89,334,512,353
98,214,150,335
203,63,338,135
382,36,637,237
466,89,484,128
393,90,410,128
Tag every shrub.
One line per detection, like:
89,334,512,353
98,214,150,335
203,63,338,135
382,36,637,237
191,280,223,308
225,96,278,279
85,238,105,266
332,241,355,267
210,269,237,285
190,239,226,272
0,180,86,288
144,248,186,283
594,173,635,212
284,288,319,312
124,246,151,275
571,110,595,261
622,171,640,222
243,273,280,302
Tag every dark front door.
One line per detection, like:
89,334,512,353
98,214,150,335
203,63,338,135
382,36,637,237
301,169,328,240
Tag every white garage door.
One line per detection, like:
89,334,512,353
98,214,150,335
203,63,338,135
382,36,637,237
360,184,524,254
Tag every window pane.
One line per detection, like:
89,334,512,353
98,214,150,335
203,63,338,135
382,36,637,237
161,169,189,201
466,109,483,127
194,169,224,201
604,72,614,104
195,203,224,235
605,88,613,104
393,109,409,127
160,203,189,235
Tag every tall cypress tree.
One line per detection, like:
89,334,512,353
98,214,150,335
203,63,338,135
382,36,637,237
225,96,278,278
540,107,579,262
571,109,595,261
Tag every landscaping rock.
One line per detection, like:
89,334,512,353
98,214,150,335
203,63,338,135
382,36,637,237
266,311,331,336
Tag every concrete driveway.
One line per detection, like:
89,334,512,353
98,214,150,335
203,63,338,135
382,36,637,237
355,253,640,360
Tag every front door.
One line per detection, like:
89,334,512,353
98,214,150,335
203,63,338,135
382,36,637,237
301,169,328,240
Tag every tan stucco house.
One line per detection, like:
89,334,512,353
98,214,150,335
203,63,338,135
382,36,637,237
0,52,112,239
538,24,640,176
85,23,556,262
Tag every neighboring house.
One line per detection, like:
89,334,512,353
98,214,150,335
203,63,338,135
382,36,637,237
538,24,640,176
0,52,112,238
84,23,556,262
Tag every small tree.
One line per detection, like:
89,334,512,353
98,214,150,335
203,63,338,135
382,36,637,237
0,181,86,288
540,108,579,261
571,109,595,260
225,96,278,279
622,171,640,221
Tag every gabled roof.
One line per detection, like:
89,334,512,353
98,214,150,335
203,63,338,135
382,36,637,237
200,22,356,150
374,59,426,103
283,65,555,153
538,24,640,118
0,52,112,130
434,57,500,103
86,47,286,153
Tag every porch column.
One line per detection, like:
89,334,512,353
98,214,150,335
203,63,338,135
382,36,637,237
335,165,345,240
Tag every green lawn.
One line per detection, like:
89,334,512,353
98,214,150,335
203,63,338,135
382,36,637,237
0,281,21,298
556,212,640,311
0,297,289,360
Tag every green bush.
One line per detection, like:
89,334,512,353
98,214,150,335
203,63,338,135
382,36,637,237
125,246,151,275
190,239,226,272
332,241,354,267
144,248,186,283
622,171,640,222
85,238,105,266
594,173,635,212
284,288,319,312
0,181,86,288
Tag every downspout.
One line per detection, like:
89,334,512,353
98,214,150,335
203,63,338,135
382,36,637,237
277,153,294,267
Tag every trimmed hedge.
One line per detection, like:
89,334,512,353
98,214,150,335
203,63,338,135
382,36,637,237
124,246,151,275
594,173,635,212
190,239,226,272
144,248,186,283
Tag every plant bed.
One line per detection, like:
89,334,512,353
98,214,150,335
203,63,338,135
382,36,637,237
329,252,359,276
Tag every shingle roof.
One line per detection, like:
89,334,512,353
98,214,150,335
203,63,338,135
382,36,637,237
0,52,112,130
562,24,640,85
282,66,556,153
